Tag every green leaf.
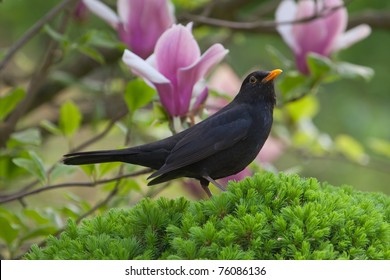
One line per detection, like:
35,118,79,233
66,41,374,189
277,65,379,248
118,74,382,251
40,120,62,136
23,209,51,225
61,206,81,219
50,71,78,86
124,79,156,114
368,138,390,158
12,158,34,174
334,62,374,81
80,30,123,49
10,128,41,146
29,151,47,182
285,95,319,122
50,164,77,182
43,24,68,44
265,45,293,68
0,207,25,229
12,151,47,184
335,134,368,164
63,193,92,212
77,45,105,64
98,162,122,177
119,178,142,195
153,102,169,122
0,88,25,121
20,225,58,242
0,216,19,244
59,100,82,137
80,164,97,178
307,53,333,78
278,71,308,100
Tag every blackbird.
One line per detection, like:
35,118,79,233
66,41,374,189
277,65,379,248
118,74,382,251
63,69,282,197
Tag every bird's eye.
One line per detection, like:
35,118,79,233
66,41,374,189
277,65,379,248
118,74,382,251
249,76,257,84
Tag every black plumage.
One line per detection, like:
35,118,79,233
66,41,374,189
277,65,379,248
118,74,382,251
63,69,282,197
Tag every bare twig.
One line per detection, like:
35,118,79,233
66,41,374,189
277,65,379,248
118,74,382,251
348,10,390,29
70,112,128,153
75,185,119,223
185,2,348,32
0,1,75,148
76,168,126,223
0,168,152,204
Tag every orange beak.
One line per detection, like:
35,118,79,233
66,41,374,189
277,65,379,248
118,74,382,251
262,69,283,83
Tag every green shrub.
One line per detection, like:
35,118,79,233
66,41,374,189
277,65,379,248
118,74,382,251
26,172,390,260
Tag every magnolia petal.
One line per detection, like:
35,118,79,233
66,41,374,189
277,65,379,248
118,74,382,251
292,0,346,56
295,52,310,74
155,24,201,83
186,22,194,32
154,83,176,116
293,0,326,55
136,0,176,58
333,24,372,51
177,44,228,115
190,82,208,113
320,0,348,55
179,44,229,86
146,54,157,69
167,0,176,24
82,0,120,29
275,0,300,54
135,54,157,89
122,50,170,84
288,0,347,74
122,50,176,115
117,0,175,59
117,0,130,26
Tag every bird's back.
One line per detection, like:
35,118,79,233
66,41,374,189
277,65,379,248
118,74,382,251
148,97,274,184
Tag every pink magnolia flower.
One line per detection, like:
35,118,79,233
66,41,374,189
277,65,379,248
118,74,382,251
122,23,229,117
276,0,371,74
82,0,175,58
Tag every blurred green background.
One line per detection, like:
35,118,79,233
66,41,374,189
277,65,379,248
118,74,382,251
0,0,389,195
0,0,389,259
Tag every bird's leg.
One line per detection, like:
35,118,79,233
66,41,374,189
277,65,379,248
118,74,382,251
202,175,226,192
200,178,212,198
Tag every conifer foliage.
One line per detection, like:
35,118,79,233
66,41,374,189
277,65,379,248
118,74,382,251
27,173,390,260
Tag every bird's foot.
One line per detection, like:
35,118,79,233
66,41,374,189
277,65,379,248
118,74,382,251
200,183,213,198
199,176,226,198
203,176,226,192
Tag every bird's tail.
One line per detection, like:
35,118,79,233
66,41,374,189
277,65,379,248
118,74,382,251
63,149,131,165
63,146,168,170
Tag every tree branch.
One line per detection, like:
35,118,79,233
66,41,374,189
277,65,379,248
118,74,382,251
183,2,348,32
0,168,152,204
348,10,390,30
184,4,390,33
0,3,74,148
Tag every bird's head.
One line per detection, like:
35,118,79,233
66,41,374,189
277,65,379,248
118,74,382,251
237,69,283,106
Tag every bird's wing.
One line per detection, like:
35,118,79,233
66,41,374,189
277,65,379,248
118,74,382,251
149,108,252,178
